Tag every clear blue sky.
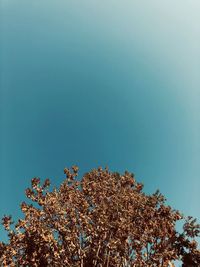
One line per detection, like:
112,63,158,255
1,0,200,239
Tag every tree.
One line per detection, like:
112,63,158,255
0,166,199,266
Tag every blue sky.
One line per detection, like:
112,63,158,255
1,0,200,240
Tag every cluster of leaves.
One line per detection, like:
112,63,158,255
0,166,200,266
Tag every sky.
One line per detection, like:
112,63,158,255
0,0,200,241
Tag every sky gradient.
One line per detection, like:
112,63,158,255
1,0,200,240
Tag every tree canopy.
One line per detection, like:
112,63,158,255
0,166,200,266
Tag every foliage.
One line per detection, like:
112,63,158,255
0,166,200,266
